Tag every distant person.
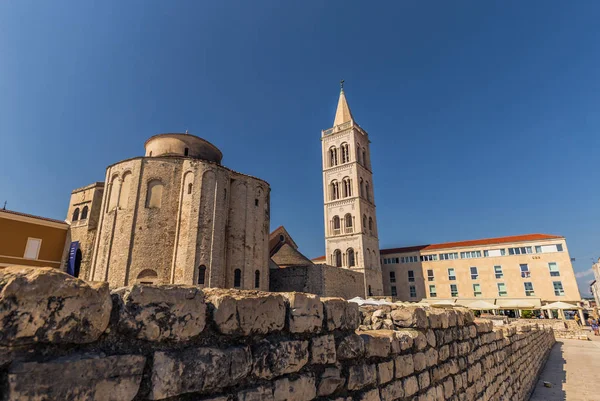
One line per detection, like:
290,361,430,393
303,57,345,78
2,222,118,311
592,319,600,336
574,314,582,326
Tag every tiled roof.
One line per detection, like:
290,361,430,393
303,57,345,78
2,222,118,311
271,243,314,268
380,234,563,255
312,255,326,261
0,209,68,226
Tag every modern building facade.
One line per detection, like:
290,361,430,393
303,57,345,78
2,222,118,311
66,133,271,290
380,234,581,305
591,259,600,306
0,209,69,270
320,85,384,296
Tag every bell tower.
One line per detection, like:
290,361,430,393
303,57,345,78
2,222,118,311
321,83,384,296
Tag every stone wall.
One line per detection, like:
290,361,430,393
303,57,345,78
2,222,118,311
0,266,555,401
270,264,364,299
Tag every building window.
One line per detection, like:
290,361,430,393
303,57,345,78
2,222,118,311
254,270,260,289
439,252,459,260
356,143,361,164
535,246,542,253
497,283,507,297
520,264,531,278
390,271,396,283
184,147,189,156
450,284,458,297
187,183,193,195
341,143,350,163
329,147,338,167
391,286,397,297
473,283,482,297
494,265,503,279
508,246,532,255
332,216,341,235
427,269,434,281
368,217,373,234
342,177,352,197
429,285,437,297
365,182,371,202
420,254,438,261
383,258,400,264
359,178,364,197
146,180,164,208
198,265,206,285
557,244,563,252
524,282,535,296
345,213,353,233
553,281,565,296
408,270,415,282
470,267,478,280
362,149,367,167
234,269,242,288
548,262,560,277
409,285,417,298
72,208,80,221
448,268,456,281
347,248,355,267
23,238,42,260
334,249,342,267
255,198,259,206
460,250,482,259
535,244,564,253
137,269,158,285
368,285,373,296
330,180,340,200
401,256,419,263
80,206,88,220
484,249,506,257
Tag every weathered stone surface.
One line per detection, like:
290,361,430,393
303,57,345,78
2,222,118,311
418,370,430,390
413,352,427,372
360,330,392,358
380,379,404,401
390,307,428,329
348,363,377,390
311,334,336,364
395,354,415,378
205,289,285,335
403,375,419,397
427,309,449,329
238,385,274,401
252,340,309,379
284,292,323,333
0,266,111,345
8,354,145,401
322,297,360,331
318,367,345,396
395,329,427,350
377,360,394,384
273,374,316,401
113,284,205,342
337,333,365,360
358,388,381,401
150,346,250,399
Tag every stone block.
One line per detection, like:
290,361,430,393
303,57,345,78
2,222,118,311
380,379,404,401
322,297,359,331
443,377,455,398
395,354,415,378
426,330,437,347
413,352,427,372
238,385,274,401
0,266,111,346
337,333,365,360
252,340,309,379
474,319,493,334
418,370,430,390
394,330,415,351
377,360,395,384
113,285,205,342
273,374,316,401
318,367,345,396
360,330,393,358
348,363,377,390
425,348,439,367
395,329,427,350
283,292,323,333
427,309,449,329
311,334,336,364
403,375,419,397
439,345,450,361
205,289,286,335
150,346,250,399
8,354,145,401
358,388,381,401
390,306,428,329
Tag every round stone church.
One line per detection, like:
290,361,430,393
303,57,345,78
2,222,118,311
66,133,270,290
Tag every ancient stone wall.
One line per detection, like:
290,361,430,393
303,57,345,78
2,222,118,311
0,266,555,401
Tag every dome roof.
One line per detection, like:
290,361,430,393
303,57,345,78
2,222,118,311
144,133,222,163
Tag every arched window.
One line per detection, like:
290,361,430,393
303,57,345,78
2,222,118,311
362,214,367,232
360,178,364,197
344,213,353,234
119,173,132,209
234,269,242,288
365,181,371,202
332,215,341,234
333,249,342,267
369,217,374,233
340,143,350,163
330,180,340,200
347,248,355,267
146,180,164,208
254,270,260,288
368,285,373,296
184,147,189,156
363,149,367,167
137,269,158,285
197,265,206,285
329,147,338,167
80,206,89,220
188,183,193,194
342,177,352,198
366,248,371,266
72,207,80,221
107,175,119,212
356,143,361,164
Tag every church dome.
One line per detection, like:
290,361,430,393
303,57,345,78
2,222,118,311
144,133,223,163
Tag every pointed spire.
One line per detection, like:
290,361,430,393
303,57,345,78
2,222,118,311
333,80,354,126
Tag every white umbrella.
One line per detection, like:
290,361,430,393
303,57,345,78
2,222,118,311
541,301,582,310
466,300,499,310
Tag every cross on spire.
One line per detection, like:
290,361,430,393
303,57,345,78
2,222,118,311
340,79,345,91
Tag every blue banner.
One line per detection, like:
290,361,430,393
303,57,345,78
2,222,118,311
67,241,80,276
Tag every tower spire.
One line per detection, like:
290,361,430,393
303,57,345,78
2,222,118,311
333,80,354,126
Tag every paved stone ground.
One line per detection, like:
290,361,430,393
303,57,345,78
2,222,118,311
530,330,600,401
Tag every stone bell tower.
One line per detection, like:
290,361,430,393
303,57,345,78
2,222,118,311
321,83,384,296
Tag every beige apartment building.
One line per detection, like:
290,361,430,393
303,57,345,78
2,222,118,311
380,234,581,306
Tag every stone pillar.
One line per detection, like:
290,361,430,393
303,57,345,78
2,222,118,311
578,309,586,325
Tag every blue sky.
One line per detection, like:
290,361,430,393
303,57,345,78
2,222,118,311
1,1,599,295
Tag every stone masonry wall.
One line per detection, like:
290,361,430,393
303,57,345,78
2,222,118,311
0,266,555,401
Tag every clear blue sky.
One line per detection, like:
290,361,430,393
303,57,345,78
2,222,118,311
1,1,599,295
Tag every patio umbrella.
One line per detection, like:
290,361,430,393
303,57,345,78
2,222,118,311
430,300,456,308
541,301,582,310
466,300,499,310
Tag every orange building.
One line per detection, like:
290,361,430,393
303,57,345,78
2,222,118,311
0,209,69,270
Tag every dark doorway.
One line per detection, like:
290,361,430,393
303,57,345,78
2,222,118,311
74,249,82,278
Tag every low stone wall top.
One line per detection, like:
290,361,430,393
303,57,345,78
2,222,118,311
0,266,556,401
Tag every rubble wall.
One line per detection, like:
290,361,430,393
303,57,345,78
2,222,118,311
0,266,555,401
